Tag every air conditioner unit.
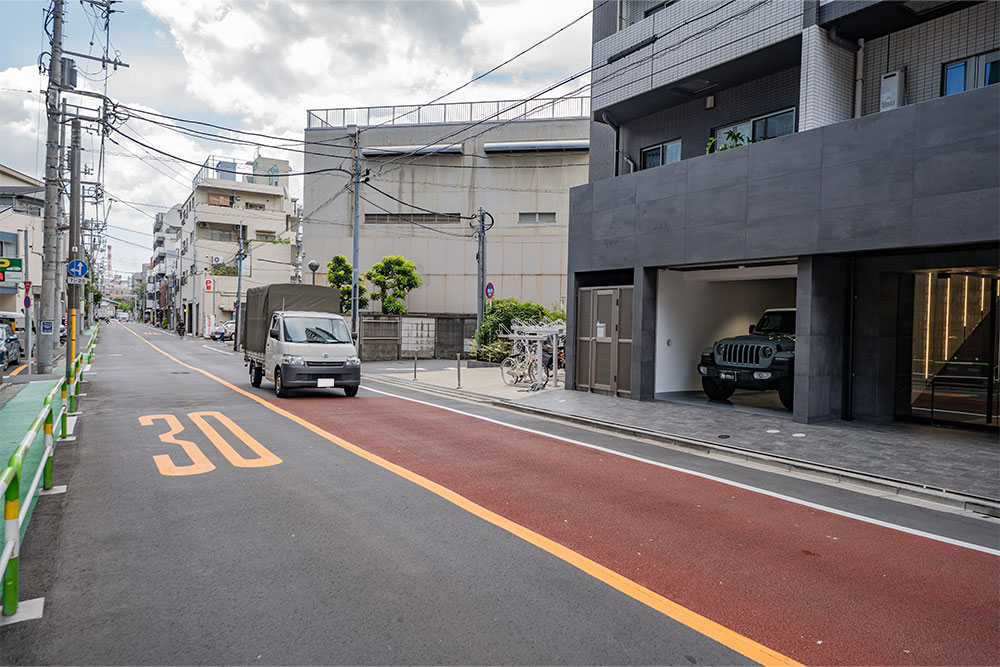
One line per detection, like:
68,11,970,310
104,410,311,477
879,70,905,112
211,255,222,264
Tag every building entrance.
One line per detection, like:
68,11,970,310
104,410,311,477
902,269,999,429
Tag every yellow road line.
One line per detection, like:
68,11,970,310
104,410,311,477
9,363,28,376
119,323,801,667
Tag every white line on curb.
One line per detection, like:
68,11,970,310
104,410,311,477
363,385,1000,556
201,345,235,355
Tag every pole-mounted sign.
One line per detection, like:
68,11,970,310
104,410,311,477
67,258,89,284
0,257,24,288
485,281,494,299
204,278,214,292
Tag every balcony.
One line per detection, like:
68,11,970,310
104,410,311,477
569,85,999,271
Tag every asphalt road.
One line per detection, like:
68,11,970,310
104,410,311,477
2,321,997,665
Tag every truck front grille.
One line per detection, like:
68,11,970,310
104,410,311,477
306,361,345,368
719,343,763,367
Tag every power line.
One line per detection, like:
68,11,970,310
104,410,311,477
364,182,476,220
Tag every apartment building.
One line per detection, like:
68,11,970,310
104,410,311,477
150,205,181,326
0,165,46,314
174,156,299,336
302,98,590,314
569,0,999,429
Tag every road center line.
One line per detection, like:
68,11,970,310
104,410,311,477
361,385,1000,557
117,322,801,667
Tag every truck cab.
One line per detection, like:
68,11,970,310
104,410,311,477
254,310,361,397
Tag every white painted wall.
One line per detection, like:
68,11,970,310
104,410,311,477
654,270,796,394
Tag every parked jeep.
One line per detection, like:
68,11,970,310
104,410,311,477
698,308,796,410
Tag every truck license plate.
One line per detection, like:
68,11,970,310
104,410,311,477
719,371,736,381
317,379,337,388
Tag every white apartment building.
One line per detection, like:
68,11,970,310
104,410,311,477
0,165,46,315
174,156,299,336
302,98,590,314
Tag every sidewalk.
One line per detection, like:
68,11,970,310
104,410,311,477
363,360,999,509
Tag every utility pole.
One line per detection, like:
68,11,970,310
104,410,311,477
70,119,81,346
351,127,361,333
22,230,32,375
293,202,303,284
472,208,494,346
234,234,247,350
38,0,64,373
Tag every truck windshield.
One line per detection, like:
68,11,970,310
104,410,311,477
283,317,352,344
755,311,795,335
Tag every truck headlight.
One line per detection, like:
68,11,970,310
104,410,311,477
281,355,304,365
346,356,360,366
753,371,772,380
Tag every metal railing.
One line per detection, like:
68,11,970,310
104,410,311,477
1,325,98,616
306,97,590,129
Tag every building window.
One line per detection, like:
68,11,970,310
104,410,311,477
942,50,999,96
712,108,795,151
640,139,681,170
255,232,276,241
211,229,235,242
268,164,280,187
518,212,557,224
644,0,678,18
364,213,462,225
245,202,265,211
208,193,234,207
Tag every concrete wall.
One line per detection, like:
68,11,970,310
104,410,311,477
569,83,1000,273
655,271,796,394
302,117,588,314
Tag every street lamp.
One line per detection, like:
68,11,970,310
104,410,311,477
308,260,320,285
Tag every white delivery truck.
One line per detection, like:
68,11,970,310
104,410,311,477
241,284,360,398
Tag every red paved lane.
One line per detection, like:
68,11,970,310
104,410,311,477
277,396,999,666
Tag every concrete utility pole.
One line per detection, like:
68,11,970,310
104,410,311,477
70,119,81,340
351,127,361,333
234,235,246,350
473,207,494,345
293,202,304,284
38,0,64,373
22,230,32,375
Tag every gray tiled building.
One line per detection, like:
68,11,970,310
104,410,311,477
568,0,999,429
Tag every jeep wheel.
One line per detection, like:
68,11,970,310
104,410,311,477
778,378,794,410
702,377,735,401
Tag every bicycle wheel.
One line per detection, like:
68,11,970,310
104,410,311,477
501,357,519,386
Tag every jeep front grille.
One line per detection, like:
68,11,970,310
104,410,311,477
719,343,763,367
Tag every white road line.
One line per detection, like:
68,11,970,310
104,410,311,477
362,385,1000,556
201,345,235,355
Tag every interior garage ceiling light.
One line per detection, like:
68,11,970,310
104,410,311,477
899,1,955,15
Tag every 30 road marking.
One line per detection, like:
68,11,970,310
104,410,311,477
119,323,799,667
138,411,281,476
363,385,1000,557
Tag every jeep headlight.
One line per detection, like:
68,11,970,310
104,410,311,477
715,343,724,355
281,355,305,365
761,347,773,358
346,356,360,366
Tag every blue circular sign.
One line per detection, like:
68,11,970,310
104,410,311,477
24,296,31,308
68,259,89,278
485,282,494,299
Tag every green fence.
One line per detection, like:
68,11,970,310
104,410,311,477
1,325,97,616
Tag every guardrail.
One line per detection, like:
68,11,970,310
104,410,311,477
1,324,98,617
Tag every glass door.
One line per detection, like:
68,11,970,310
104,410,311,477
908,270,998,428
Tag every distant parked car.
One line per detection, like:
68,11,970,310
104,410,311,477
212,320,236,341
0,324,22,370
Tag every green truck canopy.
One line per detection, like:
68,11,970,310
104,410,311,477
241,284,341,354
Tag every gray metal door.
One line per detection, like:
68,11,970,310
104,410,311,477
576,286,633,396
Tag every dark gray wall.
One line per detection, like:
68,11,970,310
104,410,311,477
569,84,1000,273
621,66,801,165
795,256,847,423
593,0,617,43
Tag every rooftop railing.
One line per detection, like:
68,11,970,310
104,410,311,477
306,97,590,130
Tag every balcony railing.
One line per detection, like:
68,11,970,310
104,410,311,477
307,97,590,129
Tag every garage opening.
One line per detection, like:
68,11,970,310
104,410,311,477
654,262,797,416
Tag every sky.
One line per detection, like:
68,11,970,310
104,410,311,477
0,0,593,273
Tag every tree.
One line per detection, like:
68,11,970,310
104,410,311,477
364,256,422,315
326,254,368,314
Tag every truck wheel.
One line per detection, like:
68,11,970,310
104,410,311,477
344,386,359,397
778,378,794,410
250,363,263,388
274,367,289,398
702,377,735,401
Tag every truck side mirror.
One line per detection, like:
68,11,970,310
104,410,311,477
269,328,279,340
748,324,756,335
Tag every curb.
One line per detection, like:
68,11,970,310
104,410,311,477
363,372,1000,518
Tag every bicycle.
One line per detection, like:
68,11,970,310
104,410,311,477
500,346,544,386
